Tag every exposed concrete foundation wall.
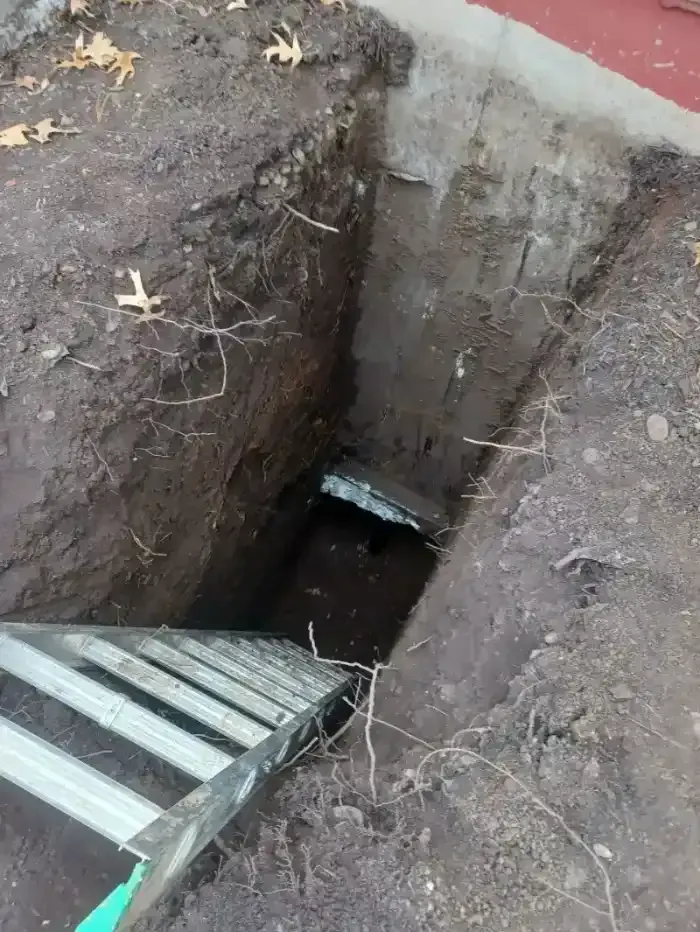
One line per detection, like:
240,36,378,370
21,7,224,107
345,0,700,509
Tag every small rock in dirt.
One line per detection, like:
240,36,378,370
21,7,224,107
19,314,37,333
564,863,588,891
331,805,365,828
593,842,613,860
621,503,639,526
684,220,698,231
609,682,634,702
582,447,600,465
37,409,56,424
418,827,432,850
646,413,669,443
544,632,559,645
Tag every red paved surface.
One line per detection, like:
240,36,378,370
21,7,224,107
474,0,700,112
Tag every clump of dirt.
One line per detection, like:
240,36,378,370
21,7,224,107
139,173,700,932
0,0,412,626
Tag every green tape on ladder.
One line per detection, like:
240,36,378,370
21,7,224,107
76,862,148,932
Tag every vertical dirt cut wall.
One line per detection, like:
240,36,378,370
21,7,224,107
0,2,412,627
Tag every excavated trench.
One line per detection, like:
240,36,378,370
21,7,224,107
0,21,686,925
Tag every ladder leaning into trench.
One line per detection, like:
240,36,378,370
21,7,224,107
0,624,352,931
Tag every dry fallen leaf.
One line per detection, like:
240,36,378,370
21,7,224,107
263,31,302,68
694,242,700,267
0,124,31,148
15,74,39,90
321,0,347,8
29,118,81,144
84,31,119,67
69,0,95,16
57,32,92,70
226,0,248,8
116,269,167,316
107,50,141,86
20,76,52,95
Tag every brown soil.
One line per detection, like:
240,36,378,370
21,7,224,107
0,0,410,627
139,182,700,932
4,4,700,932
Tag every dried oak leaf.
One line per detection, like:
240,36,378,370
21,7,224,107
15,74,40,90
263,30,302,68
107,50,141,86
0,123,31,148
69,0,95,16
116,269,167,317
29,118,81,144
84,32,119,67
57,32,92,70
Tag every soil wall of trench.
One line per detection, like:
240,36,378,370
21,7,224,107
0,1,411,627
1,0,691,631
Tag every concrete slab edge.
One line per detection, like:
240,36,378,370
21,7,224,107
360,0,700,155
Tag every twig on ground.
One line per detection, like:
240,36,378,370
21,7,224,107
538,878,610,919
145,290,228,406
462,436,542,457
145,417,216,443
625,715,692,753
460,473,496,501
284,203,339,233
79,289,278,405
405,636,432,653
68,354,103,371
87,437,115,482
127,527,166,563
308,622,388,803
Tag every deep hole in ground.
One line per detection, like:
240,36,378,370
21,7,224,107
0,6,691,919
253,494,438,666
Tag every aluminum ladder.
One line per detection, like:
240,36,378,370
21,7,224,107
0,624,351,931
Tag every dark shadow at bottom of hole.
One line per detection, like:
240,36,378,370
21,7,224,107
251,494,437,668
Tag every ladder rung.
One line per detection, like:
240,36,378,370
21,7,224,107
269,639,347,686
55,635,271,749
216,639,327,701
0,636,234,782
244,638,340,693
0,715,162,850
193,639,311,713
137,638,293,728
277,640,348,685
